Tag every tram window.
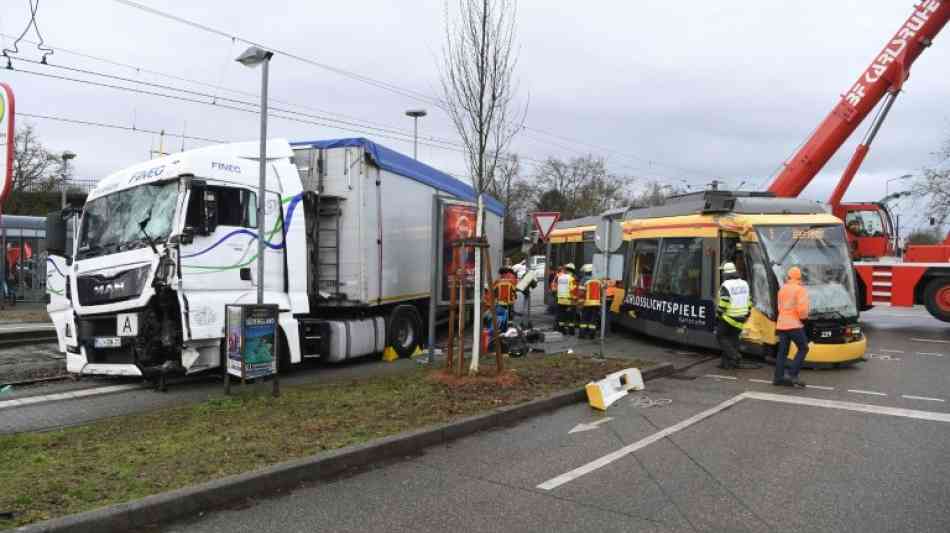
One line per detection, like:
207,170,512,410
745,242,775,319
654,238,704,297
627,239,658,294
721,235,747,280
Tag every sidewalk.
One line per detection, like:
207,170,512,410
0,302,51,324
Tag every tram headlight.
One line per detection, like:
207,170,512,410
846,325,862,339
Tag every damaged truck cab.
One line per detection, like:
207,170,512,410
47,138,503,379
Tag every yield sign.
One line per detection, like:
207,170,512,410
532,211,561,241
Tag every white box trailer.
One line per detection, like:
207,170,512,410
289,138,504,361
46,137,504,378
290,138,503,308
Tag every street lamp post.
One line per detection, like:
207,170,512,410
236,46,274,306
61,151,76,209
405,109,427,160
885,173,913,197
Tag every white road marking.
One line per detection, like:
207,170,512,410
805,384,835,391
917,352,945,357
879,349,904,354
539,391,950,490
537,394,747,491
0,324,56,331
911,338,950,344
568,417,614,434
748,379,772,384
901,395,946,403
847,389,887,397
703,374,737,381
0,384,142,411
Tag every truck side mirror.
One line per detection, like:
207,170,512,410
46,210,68,257
201,190,218,235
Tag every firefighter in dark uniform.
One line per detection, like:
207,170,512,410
716,262,751,369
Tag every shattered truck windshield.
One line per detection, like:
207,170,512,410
78,180,180,259
756,224,858,319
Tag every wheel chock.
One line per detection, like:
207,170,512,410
585,368,644,411
382,346,399,362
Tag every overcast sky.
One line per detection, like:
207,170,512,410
2,1,948,229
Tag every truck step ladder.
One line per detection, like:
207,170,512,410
315,195,343,298
870,265,893,306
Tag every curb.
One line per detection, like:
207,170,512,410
14,362,675,533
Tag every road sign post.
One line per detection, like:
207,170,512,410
531,212,561,243
595,216,623,358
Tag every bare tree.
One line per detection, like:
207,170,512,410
532,155,633,219
913,137,950,225
12,123,59,193
441,0,526,195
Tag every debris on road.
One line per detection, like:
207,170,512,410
585,367,644,410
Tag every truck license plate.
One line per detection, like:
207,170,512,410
94,337,121,348
820,330,832,338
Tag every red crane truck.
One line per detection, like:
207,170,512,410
767,0,950,321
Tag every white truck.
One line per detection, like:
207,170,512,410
45,137,503,378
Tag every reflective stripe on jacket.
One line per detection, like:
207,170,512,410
494,280,517,305
776,280,809,331
717,279,751,330
583,279,603,307
556,273,576,305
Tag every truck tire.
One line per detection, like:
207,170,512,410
924,278,950,323
389,305,422,358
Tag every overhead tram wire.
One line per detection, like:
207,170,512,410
4,60,552,169
107,0,719,184
8,56,463,151
0,32,452,143
110,0,442,108
18,112,230,144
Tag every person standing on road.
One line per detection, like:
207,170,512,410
556,263,578,335
774,266,810,387
579,264,602,339
716,262,750,369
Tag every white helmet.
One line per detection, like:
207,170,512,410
564,263,576,271
721,262,737,275
580,264,594,274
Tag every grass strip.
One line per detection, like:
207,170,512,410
0,354,646,529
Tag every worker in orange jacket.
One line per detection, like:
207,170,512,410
578,264,602,339
774,266,810,387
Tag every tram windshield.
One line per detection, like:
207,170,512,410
756,224,857,319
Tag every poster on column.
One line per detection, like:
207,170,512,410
225,304,278,379
0,83,14,211
437,199,478,305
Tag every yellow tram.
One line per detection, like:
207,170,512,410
610,191,866,364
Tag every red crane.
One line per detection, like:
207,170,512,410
766,1,950,321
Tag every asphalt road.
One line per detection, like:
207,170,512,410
161,305,950,533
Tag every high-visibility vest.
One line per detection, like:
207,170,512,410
583,279,603,307
556,273,576,305
777,280,809,331
494,280,516,305
717,278,751,330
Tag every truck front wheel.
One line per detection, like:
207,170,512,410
389,305,422,358
923,278,950,323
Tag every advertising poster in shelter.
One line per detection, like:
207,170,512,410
438,200,477,304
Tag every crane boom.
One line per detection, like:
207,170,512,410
768,1,950,198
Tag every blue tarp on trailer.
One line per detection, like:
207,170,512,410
290,137,505,216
